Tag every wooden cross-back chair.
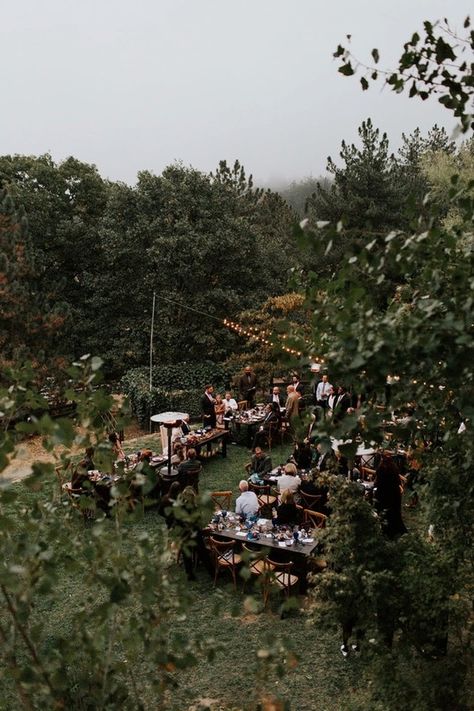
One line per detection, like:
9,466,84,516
248,482,277,510
263,558,299,608
62,482,95,519
303,508,327,530
208,536,242,589
237,400,248,411
299,491,322,510
210,490,233,511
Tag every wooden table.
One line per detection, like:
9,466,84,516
183,428,229,459
208,521,319,593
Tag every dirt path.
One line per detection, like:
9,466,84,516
1,422,153,486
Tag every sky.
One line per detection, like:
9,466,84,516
1,0,470,186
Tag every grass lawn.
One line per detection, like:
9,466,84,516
0,433,375,711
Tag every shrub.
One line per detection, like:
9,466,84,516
121,361,231,427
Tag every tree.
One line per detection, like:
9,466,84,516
86,162,296,375
0,189,63,375
298,21,474,710
0,154,108,363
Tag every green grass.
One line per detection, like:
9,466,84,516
0,437,376,711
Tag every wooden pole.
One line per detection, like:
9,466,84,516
149,291,156,432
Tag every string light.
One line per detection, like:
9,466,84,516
223,318,309,359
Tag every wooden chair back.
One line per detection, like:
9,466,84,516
209,536,242,588
303,508,327,529
299,491,322,510
248,482,277,509
263,558,298,606
210,490,232,511
237,400,248,411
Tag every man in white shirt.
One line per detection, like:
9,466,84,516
316,374,332,412
268,386,285,409
223,392,238,414
235,480,259,517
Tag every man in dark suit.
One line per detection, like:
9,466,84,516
267,386,285,409
200,384,216,428
239,366,258,407
291,374,304,395
252,403,280,449
334,385,351,423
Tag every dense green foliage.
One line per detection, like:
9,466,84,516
121,361,231,426
296,27,474,709
0,12,472,711
0,158,296,377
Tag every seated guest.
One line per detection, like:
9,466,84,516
252,403,280,449
71,447,95,490
300,471,328,513
215,394,225,427
162,422,187,457
172,442,185,466
223,391,238,414
235,480,259,517
177,448,201,488
277,462,301,494
267,386,285,409
246,446,273,478
293,440,313,470
109,432,125,461
130,449,160,501
158,481,181,528
276,489,299,526
315,443,335,472
139,448,153,463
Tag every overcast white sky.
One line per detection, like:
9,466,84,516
1,1,470,186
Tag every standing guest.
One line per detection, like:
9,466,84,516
235,480,259,517
223,391,238,414
109,432,125,461
316,374,332,412
334,385,351,423
268,386,285,409
291,374,304,395
327,385,338,418
374,456,407,539
200,384,216,429
239,366,258,408
285,385,301,424
173,486,213,581
277,462,301,494
247,446,273,477
214,393,225,427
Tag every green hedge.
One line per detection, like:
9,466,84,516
121,362,231,428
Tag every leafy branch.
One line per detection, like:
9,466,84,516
334,16,474,132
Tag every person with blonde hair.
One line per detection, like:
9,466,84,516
277,462,301,494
